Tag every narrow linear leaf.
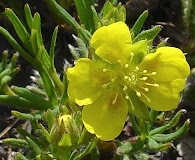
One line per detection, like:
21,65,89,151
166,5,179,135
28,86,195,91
131,10,148,38
24,3,33,29
152,119,190,143
26,136,42,155
49,26,58,69
32,12,43,46
0,27,34,63
0,95,48,110
133,25,161,43
43,0,90,44
12,86,53,110
5,8,32,51
3,138,29,149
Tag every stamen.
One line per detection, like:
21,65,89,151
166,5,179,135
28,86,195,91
112,93,118,105
152,72,157,75
145,83,159,87
140,77,148,81
144,88,149,92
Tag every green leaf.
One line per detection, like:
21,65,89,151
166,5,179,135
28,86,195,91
5,8,32,51
131,10,148,38
151,119,190,143
32,12,43,46
11,86,53,110
43,0,90,44
133,25,162,43
15,152,29,160
3,138,29,149
12,110,42,120
0,27,34,63
26,136,42,155
35,61,58,107
49,26,58,69
74,0,95,32
149,109,186,135
24,3,33,30
0,95,48,110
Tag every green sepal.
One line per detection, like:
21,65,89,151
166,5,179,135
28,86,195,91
3,138,29,149
149,109,186,135
131,10,149,38
151,119,190,143
133,25,161,43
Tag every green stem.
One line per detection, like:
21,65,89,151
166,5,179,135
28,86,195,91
73,138,98,160
129,113,141,135
49,69,64,96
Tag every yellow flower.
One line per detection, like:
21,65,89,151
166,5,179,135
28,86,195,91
67,22,190,141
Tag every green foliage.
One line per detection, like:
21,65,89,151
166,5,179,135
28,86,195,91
0,1,191,159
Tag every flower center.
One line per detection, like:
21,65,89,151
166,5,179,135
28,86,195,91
101,52,159,106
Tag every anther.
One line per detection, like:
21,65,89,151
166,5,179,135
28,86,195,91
124,76,129,80
123,85,128,91
125,95,129,99
143,70,147,73
112,99,117,105
140,77,148,81
118,60,121,63
130,52,134,56
111,78,115,82
136,92,141,97
144,88,149,92
152,72,157,75
154,83,159,87
103,68,107,72
125,64,129,68
135,66,139,71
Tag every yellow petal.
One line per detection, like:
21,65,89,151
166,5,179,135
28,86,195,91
141,79,186,111
139,47,190,81
67,58,111,106
90,21,132,64
82,91,128,141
